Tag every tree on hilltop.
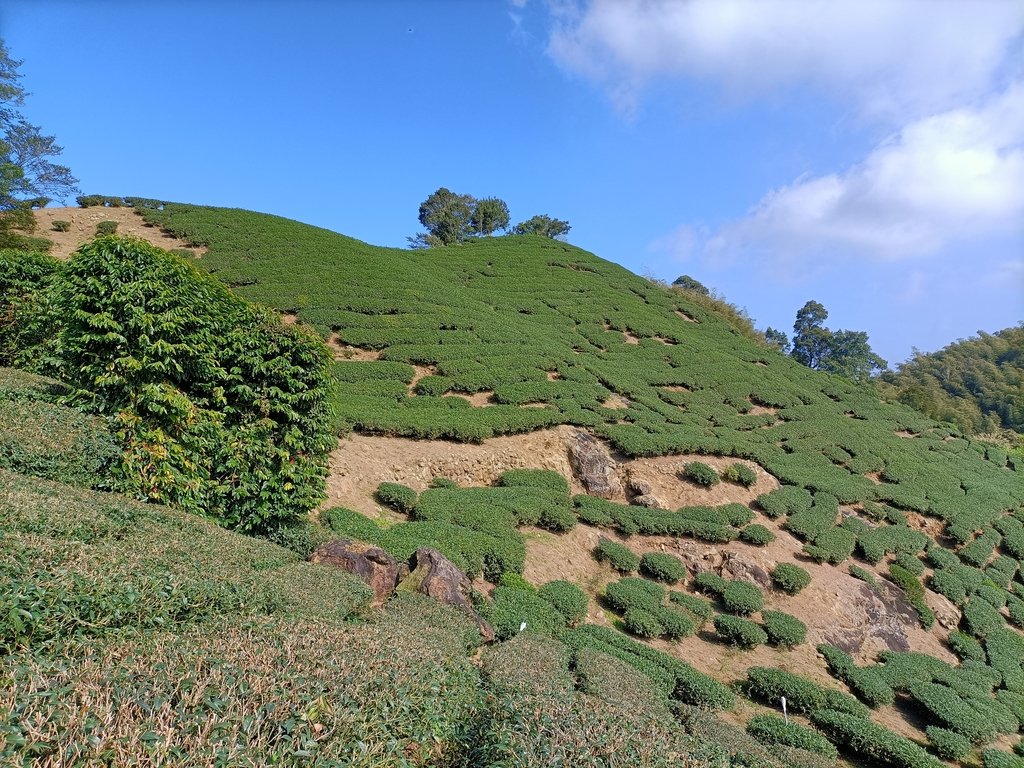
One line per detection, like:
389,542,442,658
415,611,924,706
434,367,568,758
409,188,511,248
1,39,78,249
672,275,710,296
512,214,571,240
787,300,887,382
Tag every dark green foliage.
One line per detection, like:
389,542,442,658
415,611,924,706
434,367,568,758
880,325,1024,434
761,610,807,648
511,214,570,239
817,644,895,708
771,562,811,594
721,462,757,487
374,482,417,512
947,630,986,663
537,580,588,627
893,551,925,575
790,300,887,383
857,525,930,564
693,571,728,595
722,580,764,615
740,523,775,546
804,526,856,565
94,220,117,235
746,714,838,759
594,537,639,573
25,236,335,532
849,564,881,590
624,607,666,638
960,526,1002,567
320,506,386,543
963,597,1004,638
682,462,719,487
713,614,767,648
50,220,69,232
926,726,971,761
756,486,814,519
484,582,564,641
983,750,1024,768
810,710,944,768
498,468,569,494
744,667,871,718
668,591,714,624
986,629,1024,692
0,249,59,366
604,577,664,615
640,552,688,583
888,564,935,629
908,680,1017,744
785,493,839,542
430,476,457,489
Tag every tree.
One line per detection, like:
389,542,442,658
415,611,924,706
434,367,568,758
672,275,710,295
764,327,790,353
789,300,886,382
469,196,510,236
0,40,77,209
512,214,571,239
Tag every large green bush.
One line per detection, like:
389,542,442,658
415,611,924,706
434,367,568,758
811,710,944,768
682,462,719,488
375,482,418,512
537,580,588,626
722,581,764,615
925,727,971,762
744,667,870,718
739,523,775,546
817,644,894,708
746,714,837,759
21,237,334,532
771,562,811,594
713,614,767,648
594,537,640,573
640,552,688,583
761,610,807,648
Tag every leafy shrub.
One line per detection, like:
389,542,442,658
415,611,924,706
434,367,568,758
721,462,757,487
811,709,944,768
983,750,1024,768
51,220,70,232
430,476,457,489
537,580,588,626
485,583,565,640
640,552,688,583
604,577,664,615
893,551,925,575
668,591,713,625
682,462,719,488
761,610,807,648
962,597,1004,638
95,220,118,235
888,564,935,629
594,538,639,573
818,644,894,708
804,526,856,564
755,486,814,519
375,482,418,513
908,680,1016,744
849,564,881,590
744,667,870,718
658,607,697,640
693,571,728,595
947,630,986,662
33,237,335,532
746,714,838,759
925,726,971,761
771,562,811,594
739,523,775,546
623,607,665,638
498,468,569,494
713,614,767,648
722,581,764,615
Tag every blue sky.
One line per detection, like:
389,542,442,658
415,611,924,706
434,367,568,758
3,0,1022,364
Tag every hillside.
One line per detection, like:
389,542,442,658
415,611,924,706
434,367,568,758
880,327,1024,438
3,200,1024,767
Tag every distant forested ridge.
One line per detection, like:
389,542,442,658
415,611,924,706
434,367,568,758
880,325,1023,435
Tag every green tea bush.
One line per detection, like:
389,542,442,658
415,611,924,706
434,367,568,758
624,607,666,638
947,630,986,662
604,577,664,615
804,526,856,565
888,564,935,629
746,714,838,759
960,527,1002,568
810,710,944,768
668,591,713,625
713,614,767,648
771,562,811,594
51,220,70,232
693,571,728,595
756,486,814,519
640,552,688,583
856,525,930,564
498,468,570,494
537,580,588,626
37,237,335,532
682,462,719,488
761,610,807,648
893,551,925,575
485,582,565,640
925,726,971,761
658,607,697,640
430,476,458,489
95,220,118,235
983,750,1024,768
744,667,870,718
594,538,640,573
962,597,1004,638
721,462,757,488
722,581,764,615
739,523,775,546
375,482,418,513
849,564,881,590
908,680,1015,744
817,643,894,708
785,494,839,542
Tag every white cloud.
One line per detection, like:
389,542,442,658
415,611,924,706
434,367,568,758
703,84,1024,262
548,0,1024,118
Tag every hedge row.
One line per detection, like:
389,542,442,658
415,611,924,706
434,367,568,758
817,644,894,708
810,710,944,768
743,667,870,718
746,714,838,759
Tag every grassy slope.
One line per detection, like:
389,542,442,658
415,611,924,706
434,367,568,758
139,203,1023,528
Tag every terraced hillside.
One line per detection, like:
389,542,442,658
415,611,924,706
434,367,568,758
3,200,1024,767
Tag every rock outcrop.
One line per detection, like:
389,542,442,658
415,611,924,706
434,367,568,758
399,547,495,642
566,430,622,499
310,538,400,607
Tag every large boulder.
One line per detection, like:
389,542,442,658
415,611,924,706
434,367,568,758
310,538,400,607
566,430,623,499
399,547,495,642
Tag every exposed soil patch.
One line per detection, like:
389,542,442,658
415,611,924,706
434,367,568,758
546,370,562,381
655,336,677,345
322,426,586,515
445,391,493,407
894,430,918,438
622,455,778,509
745,404,779,416
674,310,697,323
408,364,436,394
328,334,381,361
866,471,884,485
522,523,616,624
661,385,690,393
33,206,208,260
601,394,631,409
622,330,641,345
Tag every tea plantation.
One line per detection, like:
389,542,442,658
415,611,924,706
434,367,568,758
4,199,1024,766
